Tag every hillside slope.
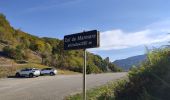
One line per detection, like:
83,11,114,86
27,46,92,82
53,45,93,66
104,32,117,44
0,13,121,73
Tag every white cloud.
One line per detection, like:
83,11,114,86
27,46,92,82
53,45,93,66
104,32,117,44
90,20,170,51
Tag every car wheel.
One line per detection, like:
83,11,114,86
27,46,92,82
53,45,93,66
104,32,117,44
15,73,20,77
50,72,54,76
29,73,33,78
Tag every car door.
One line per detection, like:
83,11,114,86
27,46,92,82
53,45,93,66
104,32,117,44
45,68,51,74
46,68,51,74
41,68,48,74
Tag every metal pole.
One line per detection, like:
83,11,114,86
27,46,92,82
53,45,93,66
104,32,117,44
83,49,86,100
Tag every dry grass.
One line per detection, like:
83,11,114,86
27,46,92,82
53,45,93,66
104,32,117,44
0,43,5,51
57,69,80,75
26,50,42,64
0,66,16,78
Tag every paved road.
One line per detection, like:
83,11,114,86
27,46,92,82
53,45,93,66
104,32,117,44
0,72,127,100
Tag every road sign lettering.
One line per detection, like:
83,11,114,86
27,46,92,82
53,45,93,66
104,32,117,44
64,30,100,50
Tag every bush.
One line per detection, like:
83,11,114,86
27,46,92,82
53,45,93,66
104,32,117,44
87,62,102,74
3,45,25,60
114,48,170,100
3,46,15,58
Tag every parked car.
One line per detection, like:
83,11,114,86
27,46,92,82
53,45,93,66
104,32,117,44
40,68,57,76
15,68,40,78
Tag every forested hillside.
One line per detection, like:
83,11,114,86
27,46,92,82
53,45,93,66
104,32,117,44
0,13,121,73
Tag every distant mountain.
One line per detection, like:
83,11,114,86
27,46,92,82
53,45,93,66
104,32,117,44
113,54,147,71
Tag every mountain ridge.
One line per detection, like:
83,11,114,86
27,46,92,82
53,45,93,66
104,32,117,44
113,54,147,70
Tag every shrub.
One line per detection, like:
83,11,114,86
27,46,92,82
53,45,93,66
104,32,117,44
3,45,25,60
114,48,170,100
87,62,102,74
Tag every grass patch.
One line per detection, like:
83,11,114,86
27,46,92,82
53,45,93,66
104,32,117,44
57,69,80,75
16,63,48,69
65,79,127,100
0,66,16,78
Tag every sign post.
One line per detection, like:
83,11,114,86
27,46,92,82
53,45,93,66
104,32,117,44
83,49,86,100
64,30,100,100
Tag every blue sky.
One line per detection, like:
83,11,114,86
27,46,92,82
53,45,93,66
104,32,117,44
0,0,170,61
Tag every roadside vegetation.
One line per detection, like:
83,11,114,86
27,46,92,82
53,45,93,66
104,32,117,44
66,48,170,100
0,13,122,78
65,79,127,100
113,48,170,100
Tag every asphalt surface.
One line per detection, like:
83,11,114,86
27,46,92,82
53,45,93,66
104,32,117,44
0,72,127,100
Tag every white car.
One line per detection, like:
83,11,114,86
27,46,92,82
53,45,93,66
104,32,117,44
40,68,57,76
15,68,40,78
